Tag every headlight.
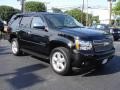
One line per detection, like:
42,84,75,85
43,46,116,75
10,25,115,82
75,40,92,50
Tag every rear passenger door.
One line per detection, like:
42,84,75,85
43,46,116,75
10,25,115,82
18,16,33,50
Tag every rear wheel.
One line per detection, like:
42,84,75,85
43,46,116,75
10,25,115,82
11,38,22,56
50,47,72,75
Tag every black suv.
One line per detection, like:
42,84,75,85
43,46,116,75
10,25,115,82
8,12,115,75
91,24,120,41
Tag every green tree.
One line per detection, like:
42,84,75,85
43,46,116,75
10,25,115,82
0,5,19,22
65,9,86,25
25,1,46,12
52,8,63,13
113,0,120,15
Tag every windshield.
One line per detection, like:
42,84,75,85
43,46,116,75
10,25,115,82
44,14,83,28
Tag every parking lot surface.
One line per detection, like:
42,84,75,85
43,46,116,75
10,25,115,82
0,40,120,90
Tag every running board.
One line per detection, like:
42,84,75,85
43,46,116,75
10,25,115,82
21,49,49,59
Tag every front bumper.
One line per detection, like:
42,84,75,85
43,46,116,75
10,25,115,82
72,48,115,67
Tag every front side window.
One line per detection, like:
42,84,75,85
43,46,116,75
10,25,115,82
44,14,83,28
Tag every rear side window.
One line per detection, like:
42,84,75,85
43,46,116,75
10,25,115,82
10,17,21,28
20,17,32,28
31,17,45,28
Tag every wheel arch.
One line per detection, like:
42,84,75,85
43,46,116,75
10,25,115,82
49,39,74,54
9,33,17,42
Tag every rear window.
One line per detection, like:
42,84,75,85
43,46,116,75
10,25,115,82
10,17,21,28
8,15,17,25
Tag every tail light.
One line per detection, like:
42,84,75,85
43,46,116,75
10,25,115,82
5,26,12,33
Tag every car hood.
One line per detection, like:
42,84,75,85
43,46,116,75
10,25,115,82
59,27,109,40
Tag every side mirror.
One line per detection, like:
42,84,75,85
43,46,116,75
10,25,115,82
33,23,45,29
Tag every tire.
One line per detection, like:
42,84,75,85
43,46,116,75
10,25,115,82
50,47,72,75
11,38,22,56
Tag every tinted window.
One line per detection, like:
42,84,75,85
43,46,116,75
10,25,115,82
44,14,83,28
20,17,32,28
31,17,45,28
8,15,16,25
10,17,21,28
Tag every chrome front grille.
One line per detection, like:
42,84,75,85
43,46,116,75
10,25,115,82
93,39,113,52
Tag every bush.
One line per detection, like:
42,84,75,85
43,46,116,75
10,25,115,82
25,1,46,12
0,5,19,22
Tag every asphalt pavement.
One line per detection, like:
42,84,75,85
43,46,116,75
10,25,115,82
0,40,120,90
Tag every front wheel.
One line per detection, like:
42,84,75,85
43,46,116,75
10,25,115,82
50,47,72,75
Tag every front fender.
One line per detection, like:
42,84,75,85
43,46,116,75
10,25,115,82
49,36,74,49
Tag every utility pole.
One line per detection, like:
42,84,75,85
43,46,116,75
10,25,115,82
86,0,88,26
17,0,25,12
21,0,25,12
81,0,84,23
108,0,112,25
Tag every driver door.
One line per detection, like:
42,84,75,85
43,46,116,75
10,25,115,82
29,16,49,55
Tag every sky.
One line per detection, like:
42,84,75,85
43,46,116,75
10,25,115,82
0,0,117,24
0,0,108,10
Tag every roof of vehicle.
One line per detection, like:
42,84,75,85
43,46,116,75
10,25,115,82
8,12,67,25
15,12,66,17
